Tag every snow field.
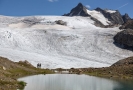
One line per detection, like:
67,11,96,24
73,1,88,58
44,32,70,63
0,16,132,69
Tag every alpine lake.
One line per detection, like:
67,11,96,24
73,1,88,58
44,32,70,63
18,73,133,90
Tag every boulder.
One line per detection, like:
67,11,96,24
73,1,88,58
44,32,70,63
55,20,67,26
2,66,6,70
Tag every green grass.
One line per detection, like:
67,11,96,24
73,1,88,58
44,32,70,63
18,81,27,90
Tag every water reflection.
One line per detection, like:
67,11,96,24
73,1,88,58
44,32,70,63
18,74,133,90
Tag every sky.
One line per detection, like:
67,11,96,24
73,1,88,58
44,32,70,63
0,0,132,18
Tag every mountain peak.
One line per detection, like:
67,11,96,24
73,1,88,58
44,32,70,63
75,2,87,10
77,2,84,7
63,3,131,27
95,7,103,11
63,3,89,16
122,13,131,23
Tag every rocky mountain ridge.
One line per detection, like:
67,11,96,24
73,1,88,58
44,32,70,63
63,3,90,17
122,13,131,23
64,3,131,27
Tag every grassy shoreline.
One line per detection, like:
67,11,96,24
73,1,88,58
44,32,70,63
54,64,133,80
0,57,53,90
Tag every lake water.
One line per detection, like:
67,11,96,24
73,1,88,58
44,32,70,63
18,74,133,90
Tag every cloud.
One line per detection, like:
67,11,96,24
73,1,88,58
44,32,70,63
85,5,91,9
117,3,129,9
48,0,58,2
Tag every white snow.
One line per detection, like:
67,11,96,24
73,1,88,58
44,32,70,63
9,22,30,29
105,10,116,13
0,15,133,69
87,10,110,25
77,10,82,16
6,16,96,29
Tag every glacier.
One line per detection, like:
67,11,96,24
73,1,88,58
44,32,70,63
0,15,133,69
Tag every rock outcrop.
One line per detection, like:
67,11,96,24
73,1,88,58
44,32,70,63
55,20,67,26
18,60,34,67
114,29,133,49
122,13,131,23
112,56,133,66
22,17,40,25
119,19,133,29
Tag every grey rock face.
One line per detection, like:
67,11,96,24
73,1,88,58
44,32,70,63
122,13,131,23
114,29,133,49
63,3,90,16
120,19,133,29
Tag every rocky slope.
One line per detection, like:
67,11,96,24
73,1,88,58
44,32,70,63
120,19,133,29
112,56,133,66
75,56,133,79
68,56,133,79
0,56,52,90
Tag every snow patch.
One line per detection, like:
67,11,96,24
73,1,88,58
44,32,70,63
105,10,116,13
87,10,110,25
